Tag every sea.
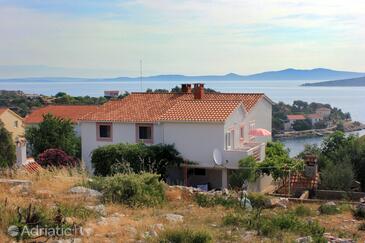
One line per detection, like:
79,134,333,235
1,79,365,157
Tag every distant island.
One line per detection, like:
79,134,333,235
0,67,364,82
302,76,365,87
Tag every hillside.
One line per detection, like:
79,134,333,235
1,68,364,82
302,76,365,87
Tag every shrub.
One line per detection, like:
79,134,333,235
318,204,340,215
91,143,184,179
294,204,313,217
88,173,165,207
0,120,16,168
353,206,365,219
37,149,79,167
159,228,212,243
194,193,240,208
247,193,268,208
222,213,248,226
358,222,365,231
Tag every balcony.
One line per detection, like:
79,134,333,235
223,142,266,169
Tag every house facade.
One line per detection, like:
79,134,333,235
24,105,98,136
0,108,25,142
79,84,273,190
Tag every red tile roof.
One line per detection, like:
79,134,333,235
306,114,322,119
0,107,8,116
80,92,267,123
287,114,306,120
24,105,98,124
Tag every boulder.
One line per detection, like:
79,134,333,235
0,179,31,187
164,213,184,223
324,201,336,206
86,204,107,216
295,236,312,243
81,227,94,237
35,190,53,198
69,186,102,198
9,184,30,196
265,197,289,209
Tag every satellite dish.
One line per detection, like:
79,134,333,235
213,148,223,166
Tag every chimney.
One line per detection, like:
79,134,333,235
181,84,192,93
194,83,204,99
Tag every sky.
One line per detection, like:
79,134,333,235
0,0,364,77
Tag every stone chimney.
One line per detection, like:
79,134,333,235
193,83,204,99
16,138,27,165
181,84,192,93
304,154,318,178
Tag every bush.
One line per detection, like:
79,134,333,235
353,206,365,219
222,213,248,226
294,204,313,217
247,193,268,208
318,204,340,215
38,149,79,167
91,143,184,179
159,228,212,243
0,120,16,168
358,222,365,231
87,173,165,207
194,193,240,208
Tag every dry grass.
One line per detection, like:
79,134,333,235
1,168,365,242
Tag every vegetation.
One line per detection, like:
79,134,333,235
293,204,313,217
91,143,184,179
299,131,365,191
222,210,325,240
26,114,80,158
318,204,341,215
158,228,213,243
272,100,350,134
87,173,165,207
0,121,16,168
194,193,240,208
37,148,79,168
231,142,304,188
292,119,312,131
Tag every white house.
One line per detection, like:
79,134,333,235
79,84,273,191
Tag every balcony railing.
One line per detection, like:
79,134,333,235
223,142,266,169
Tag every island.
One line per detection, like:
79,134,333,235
302,76,365,87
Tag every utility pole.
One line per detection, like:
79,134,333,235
140,60,143,91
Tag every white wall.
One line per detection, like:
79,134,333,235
162,122,224,168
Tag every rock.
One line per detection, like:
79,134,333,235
81,227,94,237
164,213,184,223
9,184,30,196
51,239,82,243
241,231,256,241
86,204,107,216
122,225,137,237
356,202,365,214
295,236,312,243
223,188,229,195
360,197,365,203
240,197,252,211
152,223,164,231
69,186,102,197
299,190,309,200
265,197,289,209
324,201,336,206
65,217,77,225
35,189,53,198
0,179,31,187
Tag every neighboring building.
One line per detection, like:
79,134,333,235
306,114,322,126
315,107,331,118
24,105,98,136
0,107,25,142
79,83,273,190
104,90,120,98
286,114,306,127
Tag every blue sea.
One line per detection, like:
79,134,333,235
1,79,365,156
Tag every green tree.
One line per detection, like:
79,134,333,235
229,156,258,188
0,121,16,167
26,114,80,158
292,119,312,131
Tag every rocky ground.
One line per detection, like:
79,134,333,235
0,168,364,243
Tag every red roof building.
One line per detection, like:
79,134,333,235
24,105,98,124
287,114,306,121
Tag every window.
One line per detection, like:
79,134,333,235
249,121,255,140
136,124,153,143
230,129,235,149
226,131,231,150
97,123,112,141
14,120,18,128
240,125,244,140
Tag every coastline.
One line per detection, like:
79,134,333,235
274,121,365,139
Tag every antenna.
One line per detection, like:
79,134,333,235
140,59,143,91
